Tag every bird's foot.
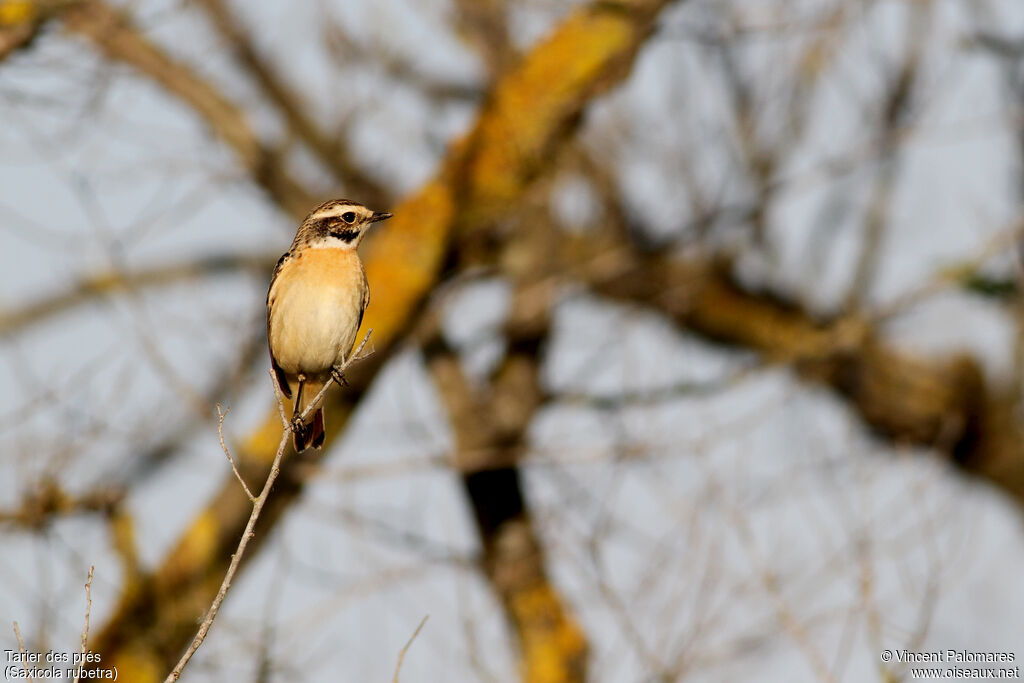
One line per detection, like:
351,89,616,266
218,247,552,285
331,368,349,387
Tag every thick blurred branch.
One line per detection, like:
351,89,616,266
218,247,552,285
428,331,589,683
0,478,122,528
0,252,274,335
0,0,66,59
424,202,585,681
972,31,1024,60
452,0,514,75
582,248,1024,506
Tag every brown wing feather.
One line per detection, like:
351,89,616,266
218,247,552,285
356,268,369,340
267,251,293,399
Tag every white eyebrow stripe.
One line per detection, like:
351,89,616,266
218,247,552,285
310,205,359,220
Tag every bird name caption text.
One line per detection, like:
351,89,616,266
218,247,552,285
4,649,117,679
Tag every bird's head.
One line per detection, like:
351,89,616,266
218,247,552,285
296,199,392,250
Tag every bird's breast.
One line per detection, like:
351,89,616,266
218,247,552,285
268,248,367,376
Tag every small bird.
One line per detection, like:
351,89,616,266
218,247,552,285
267,199,392,451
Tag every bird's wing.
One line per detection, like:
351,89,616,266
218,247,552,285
356,265,369,340
267,251,293,398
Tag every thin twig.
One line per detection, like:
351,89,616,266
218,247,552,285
163,330,374,683
329,330,373,390
217,404,255,502
392,615,429,683
842,0,931,312
873,215,1024,322
164,411,290,683
12,621,33,683
289,330,374,426
73,566,94,683
269,368,290,428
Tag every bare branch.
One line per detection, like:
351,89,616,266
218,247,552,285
329,329,374,391
843,0,933,310
0,2,43,61
164,398,293,683
269,367,290,428
0,250,275,337
451,0,513,75
73,566,95,683
579,245,1024,508
0,479,122,529
12,621,32,682
164,329,375,682
0,0,79,61
392,615,429,683
217,405,255,502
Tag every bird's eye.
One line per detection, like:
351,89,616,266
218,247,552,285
342,211,356,224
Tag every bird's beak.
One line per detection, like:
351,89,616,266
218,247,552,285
370,211,393,223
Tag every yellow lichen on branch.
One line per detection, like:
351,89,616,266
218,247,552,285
453,2,661,226
0,1,35,26
514,583,589,683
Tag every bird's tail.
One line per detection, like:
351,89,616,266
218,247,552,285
293,379,326,452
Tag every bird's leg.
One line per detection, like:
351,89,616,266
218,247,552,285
331,367,349,387
290,373,309,436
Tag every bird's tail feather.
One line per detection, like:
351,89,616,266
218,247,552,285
294,408,325,451
293,379,327,452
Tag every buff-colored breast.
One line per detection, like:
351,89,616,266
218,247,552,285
268,248,367,376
